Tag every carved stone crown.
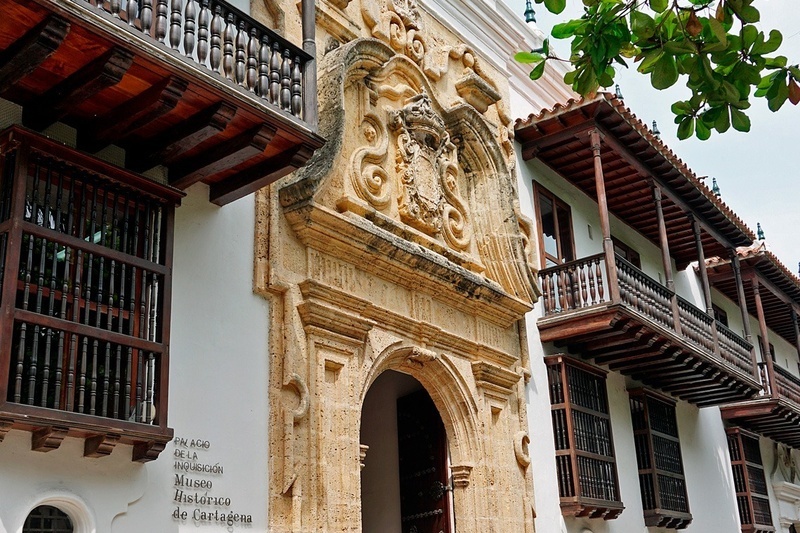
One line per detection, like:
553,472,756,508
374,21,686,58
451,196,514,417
391,93,446,150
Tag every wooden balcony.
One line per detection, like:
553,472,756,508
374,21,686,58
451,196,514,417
0,0,323,205
538,253,762,406
721,365,800,449
0,126,181,461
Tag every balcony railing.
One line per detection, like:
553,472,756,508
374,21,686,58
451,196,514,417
774,366,800,409
0,127,180,461
538,252,759,404
82,0,312,122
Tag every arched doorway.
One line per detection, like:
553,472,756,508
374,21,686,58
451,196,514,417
360,370,454,533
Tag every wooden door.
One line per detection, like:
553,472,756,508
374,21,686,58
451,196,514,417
397,389,451,533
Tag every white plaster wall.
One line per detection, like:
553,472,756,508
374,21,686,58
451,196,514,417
0,184,270,532
113,184,271,532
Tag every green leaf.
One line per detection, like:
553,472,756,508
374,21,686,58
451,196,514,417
552,20,582,39
730,107,751,131
652,55,679,89
515,51,545,64
739,5,760,23
637,49,664,73
649,0,668,12
695,118,711,140
707,17,728,47
544,0,567,15
529,60,547,81
715,107,731,132
752,29,782,55
671,101,692,115
631,10,656,39
741,25,758,50
789,66,800,79
664,40,696,55
677,116,695,139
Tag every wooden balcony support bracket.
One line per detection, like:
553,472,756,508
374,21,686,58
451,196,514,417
80,75,190,152
22,47,135,131
169,122,276,189
127,101,238,171
753,278,777,399
0,16,70,94
588,128,619,302
209,144,314,205
84,432,122,458
132,440,168,463
0,418,13,442
31,425,69,452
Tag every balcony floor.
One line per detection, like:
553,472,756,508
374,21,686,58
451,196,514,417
540,304,762,407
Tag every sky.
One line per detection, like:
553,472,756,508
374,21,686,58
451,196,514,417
506,0,800,272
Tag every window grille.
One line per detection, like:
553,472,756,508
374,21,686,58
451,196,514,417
23,505,73,533
727,427,774,533
545,355,623,519
629,388,692,529
0,127,179,460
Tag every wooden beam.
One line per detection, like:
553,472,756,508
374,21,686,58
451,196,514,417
23,47,134,130
127,101,237,171
520,122,594,160
169,123,275,190
0,16,70,94
209,144,313,206
80,76,189,152
753,278,776,399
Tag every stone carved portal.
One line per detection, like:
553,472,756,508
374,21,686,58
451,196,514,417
260,1,538,531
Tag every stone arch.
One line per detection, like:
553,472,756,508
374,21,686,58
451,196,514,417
19,493,95,533
360,343,481,473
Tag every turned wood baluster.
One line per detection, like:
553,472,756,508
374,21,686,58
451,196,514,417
15,210,36,403
47,166,66,409
222,13,235,80
587,263,597,305
568,266,578,310
110,0,121,17
269,42,281,105
155,0,168,43
234,22,247,85
595,257,605,302
183,0,196,58
280,49,291,110
78,186,100,415
33,163,55,406
291,56,302,116
557,269,568,312
141,0,153,36
209,6,223,72
579,263,588,307
257,35,269,97
540,274,550,314
66,179,87,413
196,0,210,64
127,0,138,27
246,28,258,90
169,0,182,49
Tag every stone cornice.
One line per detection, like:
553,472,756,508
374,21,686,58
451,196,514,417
285,201,533,327
299,279,519,368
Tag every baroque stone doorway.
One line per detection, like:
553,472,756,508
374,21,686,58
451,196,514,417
361,370,454,533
